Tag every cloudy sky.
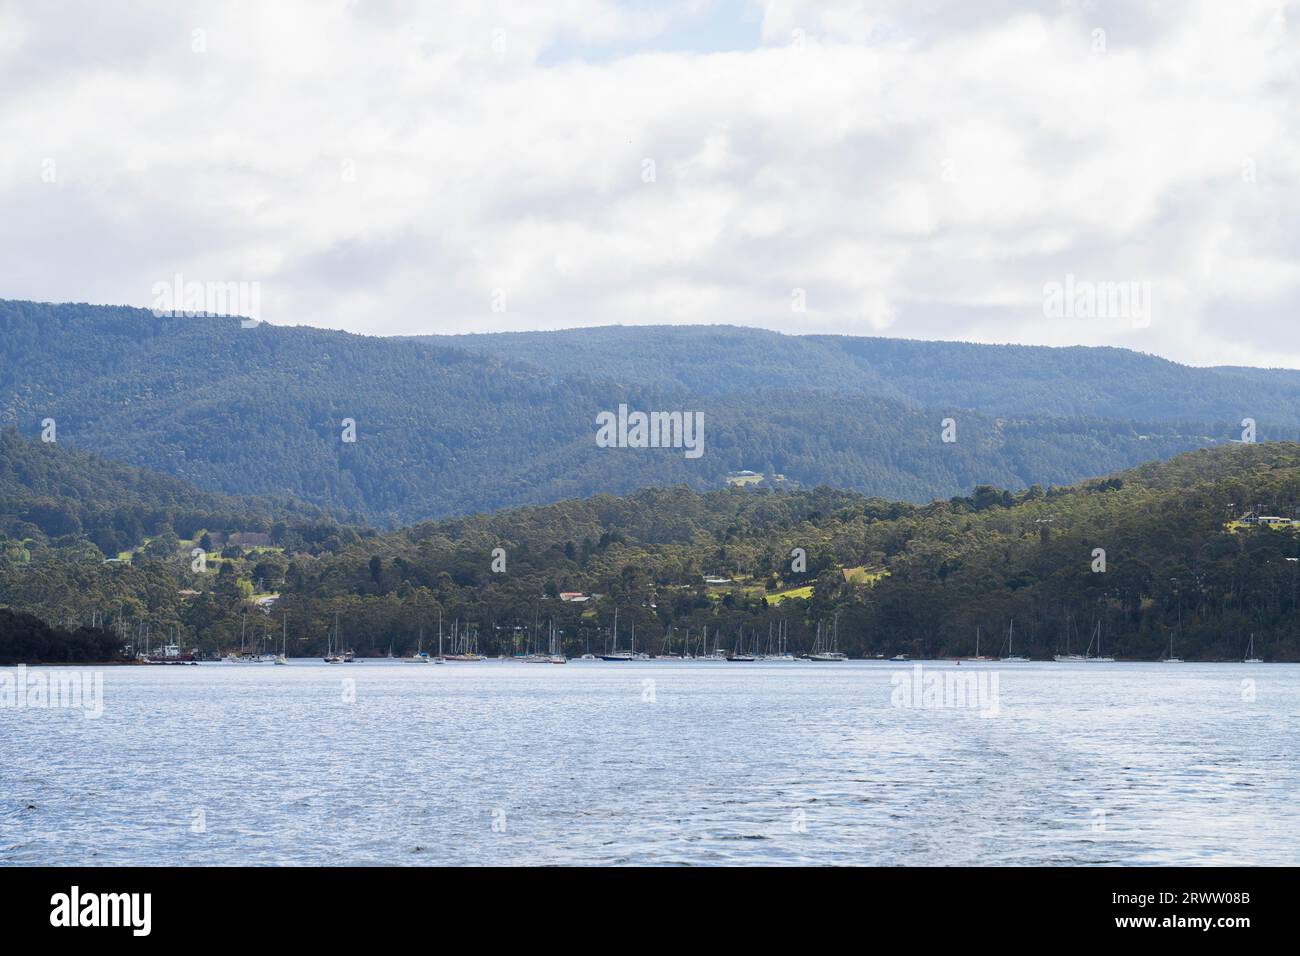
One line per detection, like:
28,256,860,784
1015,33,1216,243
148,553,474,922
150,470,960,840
2,0,1298,367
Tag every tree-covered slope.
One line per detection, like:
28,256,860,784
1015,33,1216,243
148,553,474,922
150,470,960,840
0,607,122,665
0,428,325,558
4,299,1295,522
448,326,1300,425
5,437,1300,663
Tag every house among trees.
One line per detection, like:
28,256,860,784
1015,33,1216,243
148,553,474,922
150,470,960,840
1237,511,1299,527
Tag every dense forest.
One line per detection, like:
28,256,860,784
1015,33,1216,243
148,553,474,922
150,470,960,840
0,429,331,558
5,299,1297,523
0,607,121,665
449,325,1300,424
3,432,1300,662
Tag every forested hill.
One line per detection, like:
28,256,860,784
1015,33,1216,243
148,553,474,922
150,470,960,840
444,325,1300,424
4,438,1300,662
0,428,328,559
4,299,1297,523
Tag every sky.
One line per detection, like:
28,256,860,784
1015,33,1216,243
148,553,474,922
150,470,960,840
2,0,1299,367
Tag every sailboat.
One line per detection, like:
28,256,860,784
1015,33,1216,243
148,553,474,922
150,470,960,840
768,619,797,661
1162,631,1184,663
696,625,726,661
324,612,346,663
656,625,685,660
443,618,485,661
545,620,566,664
806,619,848,661
256,623,278,663
726,629,756,662
1084,620,1114,662
1053,615,1086,662
521,619,567,663
679,626,695,661
1002,618,1030,662
967,625,994,661
1244,633,1263,664
274,614,288,664
226,612,266,662
600,609,633,661
629,621,650,660
401,625,431,663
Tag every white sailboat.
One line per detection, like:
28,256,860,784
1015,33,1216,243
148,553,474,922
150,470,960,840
546,620,566,663
967,625,993,661
522,619,566,663
444,618,485,661
694,625,726,661
1085,620,1114,662
657,625,689,660
401,625,431,662
324,611,346,662
806,619,848,661
1002,618,1030,662
274,614,288,664
768,619,797,661
1162,631,1184,663
629,621,650,660
1053,616,1086,662
1244,633,1263,664
600,608,633,661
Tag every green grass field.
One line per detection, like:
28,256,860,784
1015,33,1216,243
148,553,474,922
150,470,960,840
842,565,888,584
766,584,813,604
1226,519,1299,533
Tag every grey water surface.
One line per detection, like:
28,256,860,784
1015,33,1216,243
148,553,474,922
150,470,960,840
2,659,1296,865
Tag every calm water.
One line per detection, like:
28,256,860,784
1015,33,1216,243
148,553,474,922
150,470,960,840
2,659,1297,866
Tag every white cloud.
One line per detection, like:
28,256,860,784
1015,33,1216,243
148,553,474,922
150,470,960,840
1,0,1299,367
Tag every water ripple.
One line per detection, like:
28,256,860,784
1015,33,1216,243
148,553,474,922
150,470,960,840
1,660,1297,865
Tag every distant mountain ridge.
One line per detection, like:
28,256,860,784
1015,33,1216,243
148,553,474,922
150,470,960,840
442,325,1300,423
3,299,1298,522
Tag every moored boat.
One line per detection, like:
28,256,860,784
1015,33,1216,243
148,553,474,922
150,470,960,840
805,619,848,661
1244,633,1263,664
1001,618,1030,662
1162,631,1184,663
